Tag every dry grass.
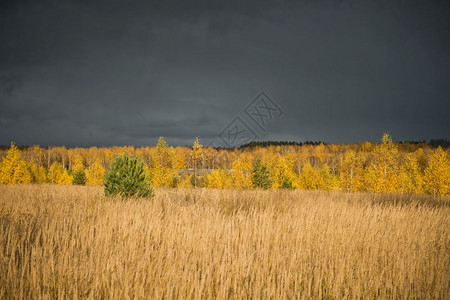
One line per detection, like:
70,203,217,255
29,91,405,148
0,185,449,299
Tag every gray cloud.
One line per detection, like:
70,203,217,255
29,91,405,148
1,0,449,147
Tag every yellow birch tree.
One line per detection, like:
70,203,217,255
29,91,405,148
207,169,232,189
192,137,204,188
48,162,73,185
298,162,323,190
0,142,32,184
423,147,449,197
28,161,47,183
365,133,399,193
232,153,253,189
151,137,177,187
86,160,105,185
340,150,363,192
398,153,423,194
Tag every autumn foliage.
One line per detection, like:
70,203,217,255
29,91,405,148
0,133,449,196
0,143,31,184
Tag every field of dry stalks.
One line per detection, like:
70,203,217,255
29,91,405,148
0,185,449,299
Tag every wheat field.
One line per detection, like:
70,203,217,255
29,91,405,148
0,185,449,299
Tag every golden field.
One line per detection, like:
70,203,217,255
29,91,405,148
0,185,449,299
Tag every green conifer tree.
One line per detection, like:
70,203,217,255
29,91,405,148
251,159,272,189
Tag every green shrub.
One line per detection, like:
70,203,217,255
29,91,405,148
251,159,272,189
104,153,154,198
72,168,86,185
281,177,295,190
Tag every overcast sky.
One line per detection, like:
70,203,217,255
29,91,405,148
1,0,449,147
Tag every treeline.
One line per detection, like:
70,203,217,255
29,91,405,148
0,133,448,196
240,141,323,148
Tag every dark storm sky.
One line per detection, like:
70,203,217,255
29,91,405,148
1,0,449,147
